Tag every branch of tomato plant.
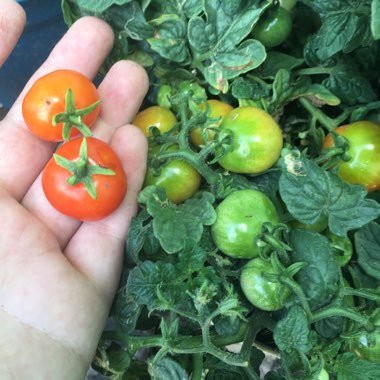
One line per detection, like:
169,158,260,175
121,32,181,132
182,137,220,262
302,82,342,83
192,353,203,380
311,306,375,331
342,287,380,303
298,97,351,133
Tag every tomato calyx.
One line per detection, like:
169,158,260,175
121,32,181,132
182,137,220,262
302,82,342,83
52,88,101,141
53,138,115,199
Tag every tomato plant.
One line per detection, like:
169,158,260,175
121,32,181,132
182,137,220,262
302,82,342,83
323,121,380,192
211,189,280,259
240,257,292,311
251,5,292,48
217,106,283,174
144,145,201,204
22,69,100,141
348,308,380,364
190,99,233,147
42,137,127,221
132,105,177,137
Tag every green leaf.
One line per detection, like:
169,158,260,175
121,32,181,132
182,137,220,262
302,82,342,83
274,306,311,353
334,353,380,379
148,357,189,380
148,14,189,63
323,62,376,106
231,76,270,100
279,151,380,237
187,0,269,92
371,0,380,39
355,222,380,280
125,260,177,308
75,0,133,13
289,229,340,310
145,190,216,254
259,52,304,79
306,11,370,61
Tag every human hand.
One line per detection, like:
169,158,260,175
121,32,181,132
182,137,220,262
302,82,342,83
0,1,148,379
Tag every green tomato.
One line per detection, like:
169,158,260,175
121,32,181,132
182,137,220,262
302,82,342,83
144,145,201,204
217,106,283,174
178,80,207,101
132,106,177,137
157,84,172,109
349,308,380,364
279,0,297,12
251,6,292,48
240,257,291,311
211,190,280,259
326,231,353,267
317,368,330,380
323,121,380,192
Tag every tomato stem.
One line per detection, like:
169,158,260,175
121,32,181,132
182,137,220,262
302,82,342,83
53,138,115,199
52,88,100,141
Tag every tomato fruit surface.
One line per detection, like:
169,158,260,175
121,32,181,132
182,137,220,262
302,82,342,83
251,6,292,48
132,105,177,137
348,308,380,364
217,106,283,174
144,145,201,204
323,121,380,192
211,189,280,259
240,257,292,311
42,137,127,221
22,69,100,141
190,99,233,147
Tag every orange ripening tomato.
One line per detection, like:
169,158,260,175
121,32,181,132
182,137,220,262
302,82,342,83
323,121,380,192
190,99,234,148
22,69,100,141
42,137,127,221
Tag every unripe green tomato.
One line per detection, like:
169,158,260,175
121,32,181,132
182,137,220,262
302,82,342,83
217,107,283,174
240,257,291,311
157,84,172,109
211,189,280,259
144,145,201,204
251,6,292,48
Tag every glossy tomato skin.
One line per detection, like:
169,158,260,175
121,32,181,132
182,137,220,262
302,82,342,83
240,257,292,311
349,308,380,364
42,137,127,221
190,99,234,148
132,105,177,137
323,121,380,192
211,189,280,259
22,69,100,141
218,107,283,174
251,6,292,48
144,145,201,204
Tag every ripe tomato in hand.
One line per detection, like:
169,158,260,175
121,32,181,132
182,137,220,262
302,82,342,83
217,106,283,174
42,137,127,221
323,121,380,192
132,105,177,137
22,69,100,141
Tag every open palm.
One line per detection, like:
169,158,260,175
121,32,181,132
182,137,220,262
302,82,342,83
0,3,148,379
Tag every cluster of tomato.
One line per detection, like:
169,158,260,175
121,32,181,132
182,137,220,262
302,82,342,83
132,82,380,316
22,69,127,221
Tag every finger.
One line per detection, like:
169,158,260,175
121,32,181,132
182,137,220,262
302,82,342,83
64,125,148,300
0,17,114,200
0,0,26,67
93,60,150,140
22,61,149,249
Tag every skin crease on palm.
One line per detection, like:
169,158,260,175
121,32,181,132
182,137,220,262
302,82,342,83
0,1,149,379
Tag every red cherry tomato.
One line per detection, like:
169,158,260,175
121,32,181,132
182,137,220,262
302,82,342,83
22,69,100,141
42,137,127,221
